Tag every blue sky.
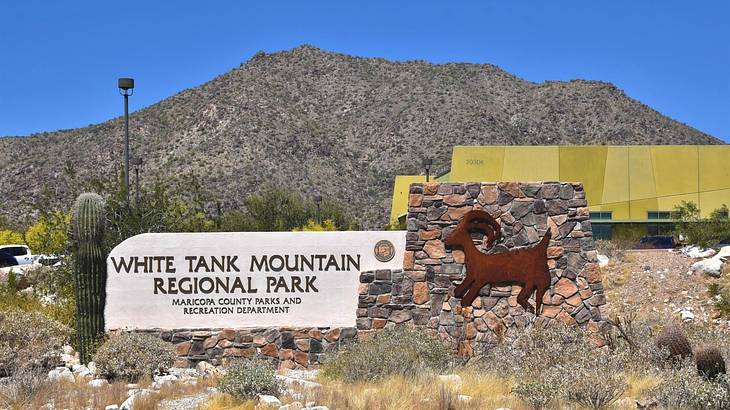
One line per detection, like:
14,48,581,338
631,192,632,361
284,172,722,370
1,1,728,141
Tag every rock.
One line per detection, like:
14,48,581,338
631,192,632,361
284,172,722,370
681,246,716,259
680,308,695,322
437,374,462,389
691,247,730,277
554,278,578,298
258,394,282,406
48,367,75,383
152,374,178,389
636,396,659,409
309,407,330,410
597,254,609,267
457,394,472,403
105,406,119,410
87,361,97,375
121,389,154,410
279,402,304,410
88,379,109,388
196,360,218,375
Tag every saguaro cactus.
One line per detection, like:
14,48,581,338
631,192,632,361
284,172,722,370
72,193,107,364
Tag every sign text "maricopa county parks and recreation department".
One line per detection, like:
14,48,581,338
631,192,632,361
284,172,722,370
105,231,405,330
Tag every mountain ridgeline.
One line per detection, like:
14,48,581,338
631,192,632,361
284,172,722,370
0,45,722,228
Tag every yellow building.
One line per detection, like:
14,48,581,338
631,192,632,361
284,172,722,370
391,145,730,239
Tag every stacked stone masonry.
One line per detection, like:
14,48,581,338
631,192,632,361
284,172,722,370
372,181,609,354
144,181,607,367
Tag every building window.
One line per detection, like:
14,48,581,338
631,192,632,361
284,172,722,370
648,211,674,220
589,211,612,220
592,224,613,240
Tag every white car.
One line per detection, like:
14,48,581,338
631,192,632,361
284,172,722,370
0,244,40,275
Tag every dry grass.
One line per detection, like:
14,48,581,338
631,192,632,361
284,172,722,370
199,393,257,410
623,373,662,400
3,374,218,410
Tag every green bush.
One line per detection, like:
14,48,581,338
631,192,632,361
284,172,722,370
673,201,730,247
93,333,176,382
321,326,452,382
218,358,282,400
0,309,70,376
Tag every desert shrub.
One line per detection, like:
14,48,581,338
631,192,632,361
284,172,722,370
511,381,560,410
479,324,593,381
0,309,70,376
93,333,176,382
594,239,626,261
673,201,730,247
0,278,75,334
653,366,730,410
321,327,452,382
0,367,48,408
565,358,628,409
217,358,282,400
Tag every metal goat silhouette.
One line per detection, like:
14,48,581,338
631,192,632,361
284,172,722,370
444,210,552,314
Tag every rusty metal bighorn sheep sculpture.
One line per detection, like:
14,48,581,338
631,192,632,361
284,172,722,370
445,210,552,313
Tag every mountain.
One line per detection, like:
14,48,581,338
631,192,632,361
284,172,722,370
0,45,723,228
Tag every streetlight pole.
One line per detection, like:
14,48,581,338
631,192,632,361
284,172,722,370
131,157,143,204
314,194,323,225
422,158,433,182
118,78,135,203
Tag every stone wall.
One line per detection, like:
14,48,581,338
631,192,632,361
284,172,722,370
355,182,608,354
145,181,607,368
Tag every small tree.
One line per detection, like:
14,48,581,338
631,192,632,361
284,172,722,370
673,201,730,247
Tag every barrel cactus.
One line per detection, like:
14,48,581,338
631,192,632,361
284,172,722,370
695,344,726,380
656,324,693,361
71,193,107,364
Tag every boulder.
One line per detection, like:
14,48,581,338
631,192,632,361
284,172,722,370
88,379,109,388
691,246,730,277
597,254,609,267
48,367,74,383
258,395,282,406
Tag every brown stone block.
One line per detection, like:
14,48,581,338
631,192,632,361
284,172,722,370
220,329,236,341
253,335,266,346
419,229,442,240
565,293,583,307
358,283,369,295
483,311,503,332
408,194,423,207
175,341,191,356
372,318,387,329
324,329,341,343
403,251,415,270
554,278,578,298
389,310,412,324
541,305,561,318
447,206,472,221
203,336,218,350
376,294,391,305
413,282,430,304
308,329,322,340
173,358,190,368
217,339,233,349
279,349,294,360
557,310,577,326
479,185,499,205
451,250,465,264
261,343,278,357
223,347,255,358
584,263,602,283
295,339,310,352
294,351,309,366
444,194,468,206
547,246,564,259
423,239,446,258
424,182,440,195
498,182,522,198
407,270,426,281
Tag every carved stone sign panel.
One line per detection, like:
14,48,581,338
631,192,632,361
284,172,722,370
106,231,405,330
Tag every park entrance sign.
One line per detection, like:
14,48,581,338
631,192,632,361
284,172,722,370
105,231,405,330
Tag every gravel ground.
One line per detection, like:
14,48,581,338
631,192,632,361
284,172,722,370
157,391,213,410
602,249,728,327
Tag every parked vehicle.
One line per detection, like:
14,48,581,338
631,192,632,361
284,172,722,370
0,245,34,265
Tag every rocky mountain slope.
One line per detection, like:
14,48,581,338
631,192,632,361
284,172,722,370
0,45,723,227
